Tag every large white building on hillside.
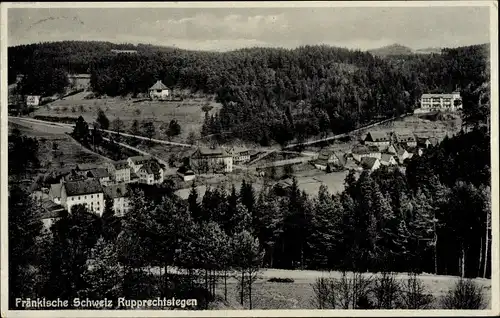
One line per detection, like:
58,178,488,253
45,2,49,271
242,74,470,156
417,92,462,113
59,179,105,216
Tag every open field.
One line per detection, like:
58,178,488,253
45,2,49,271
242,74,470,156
218,273,491,309
31,96,222,141
8,121,109,171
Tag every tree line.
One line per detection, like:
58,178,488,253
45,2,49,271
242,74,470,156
9,41,489,144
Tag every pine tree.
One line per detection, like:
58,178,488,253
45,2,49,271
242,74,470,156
307,184,342,269
81,237,123,302
8,185,44,308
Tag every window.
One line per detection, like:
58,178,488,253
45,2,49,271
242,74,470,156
78,196,80,200
85,195,87,199
91,195,93,198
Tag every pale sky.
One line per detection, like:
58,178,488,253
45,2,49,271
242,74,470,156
7,6,491,51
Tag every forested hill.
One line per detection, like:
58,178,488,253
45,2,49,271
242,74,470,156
9,41,490,144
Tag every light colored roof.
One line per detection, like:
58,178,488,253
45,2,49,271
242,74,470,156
64,179,103,196
149,80,168,90
49,183,62,198
381,153,395,162
421,93,461,98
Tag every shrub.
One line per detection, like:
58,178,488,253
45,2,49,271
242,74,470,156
441,278,486,309
372,272,401,309
267,277,294,283
134,109,142,116
311,271,373,309
398,272,434,309
71,106,76,113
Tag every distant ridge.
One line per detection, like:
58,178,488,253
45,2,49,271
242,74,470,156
368,44,414,57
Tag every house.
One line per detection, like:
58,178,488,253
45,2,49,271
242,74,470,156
380,153,397,166
416,136,438,149
360,157,381,172
49,183,63,204
87,168,111,186
190,147,233,173
351,145,381,162
128,156,154,173
149,80,170,101
364,131,391,149
387,144,411,163
177,166,196,182
26,95,41,107
104,183,131,217
137,160,165,185
394,132,417,148
111,49,138,54
106,160,131,183
39,199,66,230
60,179,105,216
313,149,345,171
77,163,99,172
229,147,251,163
419,92,462,112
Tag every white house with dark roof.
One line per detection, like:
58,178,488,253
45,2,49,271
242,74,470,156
149,80,170,100
106,160,131,183
128,155,154,173
393,131,417,148
313,149,345,171
229,147,251,163
104,183,130,217
351,145,381,162
364,131,391,149
190,147,233,173
87,168,111,186
137,160,164,185
60,179,105,216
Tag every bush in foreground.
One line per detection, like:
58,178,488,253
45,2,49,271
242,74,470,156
441,278,486,309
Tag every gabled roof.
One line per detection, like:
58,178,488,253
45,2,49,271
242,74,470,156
365,131,390,142
392,145,408,156
352,145,370,154
111,160,130,170
149,80,168,90
77,163,98,171
192,147,231,158
88,168,109,179
140,160,162,175
360,157,379,169
49,183,63,198
129,156,153,165
40,199,65,219
381,153,396,162
64,179,103,197
394,131,416,142
104,183,129,199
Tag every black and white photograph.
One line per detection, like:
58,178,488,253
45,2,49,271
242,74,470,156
1,1,498,316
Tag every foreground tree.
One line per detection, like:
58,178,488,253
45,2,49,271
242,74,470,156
231,230,264,309
8,185,44,308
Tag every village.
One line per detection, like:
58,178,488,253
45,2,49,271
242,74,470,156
22,77,463,232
